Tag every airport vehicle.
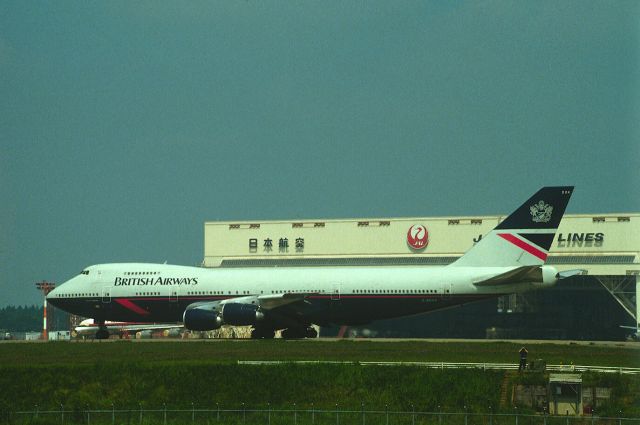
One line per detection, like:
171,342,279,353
73,319,182,338
48,187,575,339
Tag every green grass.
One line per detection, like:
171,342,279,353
0,340,638,419
0,363,502,412
0,339,638,367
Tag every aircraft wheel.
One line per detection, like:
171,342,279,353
252,328,276,339
305,327,318,338
262,329,275,339
281,328,305,339
95,329,110,340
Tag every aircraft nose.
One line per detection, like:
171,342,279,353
46,287,61,307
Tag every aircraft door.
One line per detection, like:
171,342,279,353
101,287,111,303
441,283,452,298
170,286,178,302
331,283,341,300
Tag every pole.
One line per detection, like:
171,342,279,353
35,281,55,339
43,293,48,340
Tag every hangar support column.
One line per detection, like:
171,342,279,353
594,275,638,328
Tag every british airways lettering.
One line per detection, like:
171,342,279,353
114,277,199,286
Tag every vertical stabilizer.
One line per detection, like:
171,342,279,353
450,187,573,267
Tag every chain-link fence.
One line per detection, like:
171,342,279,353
4,406,639,425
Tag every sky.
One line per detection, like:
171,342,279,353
1,1,639,307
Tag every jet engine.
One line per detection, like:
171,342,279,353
183,307,223,331
183,301,264,331
220,303,264,326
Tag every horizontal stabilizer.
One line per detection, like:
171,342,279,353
473,266,542,286
557,269,587,279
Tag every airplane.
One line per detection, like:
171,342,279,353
73,318,182,339
48,186,575,339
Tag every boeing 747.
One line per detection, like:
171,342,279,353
48,187,574,339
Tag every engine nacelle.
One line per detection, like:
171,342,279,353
183,308,223,331
220,303,264,326
183,301,264,331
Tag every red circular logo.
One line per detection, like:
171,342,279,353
407,225,429,250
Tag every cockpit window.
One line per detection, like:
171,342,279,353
80,270,89,275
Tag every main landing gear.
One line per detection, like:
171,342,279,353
250,327,276,339
250,326,318,339
281,326,318,339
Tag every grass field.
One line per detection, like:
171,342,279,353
0,339,638,418
0,339,638,367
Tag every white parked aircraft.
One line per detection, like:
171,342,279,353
48,187,575,339
73,319,182,338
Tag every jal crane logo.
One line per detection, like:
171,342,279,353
407,224,429,250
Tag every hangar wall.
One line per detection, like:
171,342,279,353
203,213,639,340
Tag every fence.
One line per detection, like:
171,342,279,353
4,406,639,425
237,361,640,375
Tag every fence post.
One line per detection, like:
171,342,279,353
216,402,219,422
112,403,115,425
191,402,195,424
242,402,245,424
385,404,389,425
268,403,271,425
86,404,90,425
361,403,365,425
618,410,622,425
412,404,415,425
464,405,467,425
139,403,143,425
591,409,594,425
294,402,297,425
336,403,339,425
489,405,493,425
60,403,64,425
514,406,518,425
163,403,166,425
311,402,315,425
438,405,442,425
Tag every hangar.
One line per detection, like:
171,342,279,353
203,213,639,340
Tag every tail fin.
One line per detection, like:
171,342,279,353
450,186,574,267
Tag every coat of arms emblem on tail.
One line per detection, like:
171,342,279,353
530,200,553,223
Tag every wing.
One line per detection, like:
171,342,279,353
183,293,316,331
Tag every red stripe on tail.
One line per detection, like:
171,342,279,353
497,233,548,261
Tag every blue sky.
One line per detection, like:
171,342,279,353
1,1,639,307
